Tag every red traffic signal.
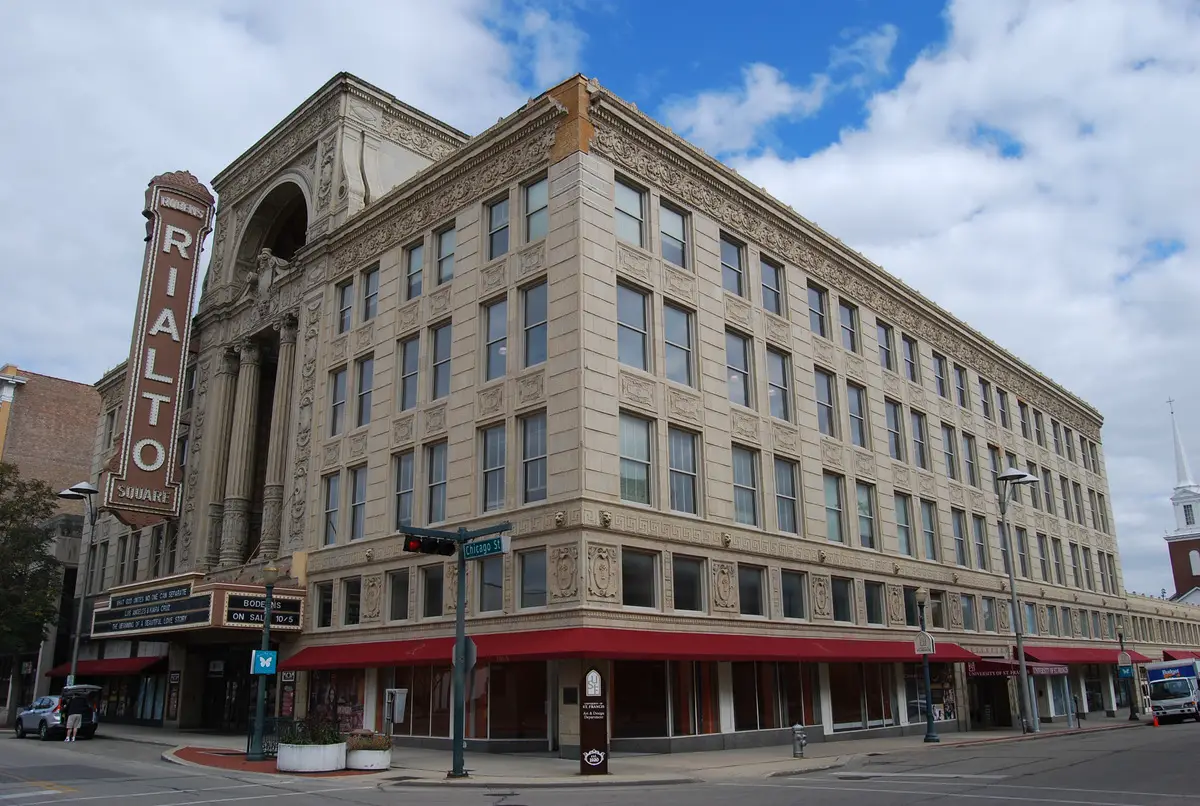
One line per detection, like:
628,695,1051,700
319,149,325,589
402,536,456,556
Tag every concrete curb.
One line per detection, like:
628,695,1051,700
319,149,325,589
765,756,853,778
930,720,1145,749
99,732,184,748
381,774,701,789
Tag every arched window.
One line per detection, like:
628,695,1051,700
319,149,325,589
1189,549,1200,576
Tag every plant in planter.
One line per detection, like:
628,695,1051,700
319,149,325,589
345,730,393,771
276,719,347,773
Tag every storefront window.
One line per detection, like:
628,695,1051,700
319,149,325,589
730,661,783,731
430,665,452,736
613,660,669,737
308,670,365,733
903,662,955,722
489,661,547,739
1082,664,1104,712
669,660,720,736
828,662,898,731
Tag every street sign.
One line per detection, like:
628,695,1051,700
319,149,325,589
1118,665,1134,679
250,649,277,675
462,534,511,560
1117,651,1131,667
914,631,936,655
451,637,477,670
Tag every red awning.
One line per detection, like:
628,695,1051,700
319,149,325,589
45,656,166,678
280,628,979,671
1163,650,1200,661
966,659,1069,677
1022,646,1151,665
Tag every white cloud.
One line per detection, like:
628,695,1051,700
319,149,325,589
706,0,1200,597
660,24,898,155
0,0,580,380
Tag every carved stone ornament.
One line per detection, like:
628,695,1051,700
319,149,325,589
882,372,903,397
853,450,875,479
425,404,447,435
516,371,546,407
845,354,865,381
330,335,348,364
812,575,832,618
940,399,957,421
711,561,738,612
813,338,837,369
764,313,790,346
949,484,965,504
616,243,652,281
887,584,905,624
970,490,985,511
820,438,844,469
323,441,341,468
362,574,382,621
586,544,619,600
1038,604,1049,634
724,294,752,328
317,132,336,211
479,383,504,417
354,322,374,355
893,464,911,490
918,473,936,496
618,371,656,411
480,262,506,295
393,415,415,445
773,423,800,456
550,545,579,601
446,562,458,614
730,410,760,443
519,244,546,277
959,410,975,432
397,301,420,333
667,387,702,424
288,297,324,549
429,286,452,318
348,432,368,459
949,593,963,629
223,98,340,202
986,422,1000,443
663,265,696,301
908,384,926,407
998,602,1011,632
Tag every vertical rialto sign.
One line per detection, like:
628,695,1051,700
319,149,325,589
104,171,214,518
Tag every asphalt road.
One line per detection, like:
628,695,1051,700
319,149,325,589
5,723,1200,806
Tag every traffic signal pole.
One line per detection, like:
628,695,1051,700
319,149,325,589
397,521,511,779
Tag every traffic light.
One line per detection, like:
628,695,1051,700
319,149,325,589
402,535,456,555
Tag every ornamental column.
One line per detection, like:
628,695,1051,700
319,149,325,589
260,315,298,560
199,349,238,569
219,340,262,567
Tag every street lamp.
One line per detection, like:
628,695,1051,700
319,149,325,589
997,467,1040,734
57,481,99,686
247,563,280,762
914,586,939,743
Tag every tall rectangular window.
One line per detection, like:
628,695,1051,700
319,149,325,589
664,304,694,386
911,411,929,469
982,597,997,632
962,433,979,487
1081,436,1092,470
615,180,645,247
1097,493,1110,533
619,413,652,505
394,452,414,529
617,285,649,370
423,564,444,618
1052,420,1063,455
405,241,424,300
738,565,766,616
954,365,970,408
839,301,859,352
782,571,807,619
725,331,752,408
316,582,333,628
431,322,452,400
1042,468,1055,513
323,472,340,546
761,257,784,315
807,282,828,337
866,582,886,625
896,493,915,557
388,569,409,621
961,595,977,631
720,234,744,296
856,481,876,549
1097,552,1110,593
521,550,548,609
847,383,868,448
1064,427,1076,462
979,379,993,420
921,500,939,560
885,399,905,461
989,445,1002,497
336,281,353,334
437,227,456,284
1073,482,1086,526
815,368,837,437
1090,442,1100,472
933,353,949,398
902,335,919,382
942,424,959,481
1019,401,1031,440
1105,552,1118,593
398,336,419,411
832,577,855,623
1069,542,1082,587
1027,462,1041,509
362,266,379,321
1034,410,1046,447
952,508,968,567
523,282,547,368
481,424,506,512
823,473,844,543
329,367,347,436
775,458,799,534
521,412,547,503
1037,533,1050,581
488,196,510,259
877,321,895,371
349,465,367,540
1016,527,1030,578
668,427,698,515
997,389,1011,428
355,355,374,428
732,446,759,527
972,514,989,570
1082,547,1095,591
767,349,791,421
479,555,503,612
1052,538,1066,585
524,178,548,242
660,203,687,268
427,442,448,523
484,297,508,381
622,550,657,608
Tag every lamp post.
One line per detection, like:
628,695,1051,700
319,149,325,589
1118,632,1138,721
997,467,1040,734
914,586,939,743
57,481,99,686
247,564,279,762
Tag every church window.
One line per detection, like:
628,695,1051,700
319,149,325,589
1186,504,1196,527
1190,549,1200,576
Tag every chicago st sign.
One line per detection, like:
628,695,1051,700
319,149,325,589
104,171,214,518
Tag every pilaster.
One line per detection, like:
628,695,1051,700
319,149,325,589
261,315,298,559
219,341,263,567
198,349,238,569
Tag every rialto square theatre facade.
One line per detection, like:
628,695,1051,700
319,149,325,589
70,72,1200,749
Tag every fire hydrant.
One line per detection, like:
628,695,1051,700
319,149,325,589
792,724,807,758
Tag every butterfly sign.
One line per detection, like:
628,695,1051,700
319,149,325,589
250,649,278,675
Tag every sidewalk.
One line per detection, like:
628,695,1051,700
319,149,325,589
119,715,1145,788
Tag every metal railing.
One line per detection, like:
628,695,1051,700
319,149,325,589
246,717,295,758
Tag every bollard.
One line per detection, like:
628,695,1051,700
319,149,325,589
791,724,807,758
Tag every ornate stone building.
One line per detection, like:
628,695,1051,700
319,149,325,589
73,73,1200,749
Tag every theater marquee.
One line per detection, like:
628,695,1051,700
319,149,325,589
104,171,214,519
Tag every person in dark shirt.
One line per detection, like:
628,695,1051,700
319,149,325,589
64,694,90,742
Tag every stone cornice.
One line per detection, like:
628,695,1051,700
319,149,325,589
587,93,1103,441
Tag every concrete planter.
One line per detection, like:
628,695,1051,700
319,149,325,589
346,748,392,770
276,742,347,773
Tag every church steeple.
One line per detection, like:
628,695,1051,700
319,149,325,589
1171,399,1197,490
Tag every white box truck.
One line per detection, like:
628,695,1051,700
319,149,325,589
1146,658,1200,722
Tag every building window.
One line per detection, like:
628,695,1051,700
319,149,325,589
619,413,652,505
622,549,657,608
997,389,1011,429
520,549,548,608
1106,553,1118,593
1073,482,1086,526
929,591,947,628
183,365,196,410
668,427,699,515
525,178,548,242
1082,547,1095,591
954,365,969,408
1042,468,1055,513
1187,504,1196,526
663,304,694,386
316,583,333,628
865,584,884,627
952,508,968,566
1037,533,1050,581
617,285,649,370
972,515,989,570
942,424,959,481
982,597,997,632
1026,462,1041,509
761,257,784,315
388,569,409,621
856,481,876,549
405,241,424,300
726,331,752,408
423,564,444,617
1018,401,1031,440
831,577,854,623
988,446,1002,497
394,452,414,529
1047,606,1060,636
103,408,118,450
978,379,993,420
361,266,379,321
432,227,455,284
323,473,340,546
479,555,503,612
1090,442,1100,471
738,565,765,616
732,446,759,527
1052,538,1066,585
343,578,362,625
1097,493,1110,533
815,368,837,437
902,335,919,382
1034,410,1046,447
824,473,844,543
349,465,368,541
775,458,799,534
1064,427,1076,462
903,587,919,626
896,493,915,557
847,383,869,448
766,349,791,421
962,433,979,487
720,234,744,295
431,322,452,400
1016,527,1030,578
921,500,939,560
481,424,507,512
838,301,859,352
911,411,929,469
781,571,807,619
1069,542,1082,588
885,400,905,461
521,412,547,504
1097,553,1110,594
615,180,645,247
487,196,509,259
660,203,687,268
960,595,977,631
877,322,895,371
1024,602,1038,636
484,297,508,381
397,336,420,411
1052,420,1063,456
336,281,353,334
355,356,374,428
329,367,347,436
523,282,548,368
673,556,705,612
427,442,448,523
807,283,828,337
933,353,949,398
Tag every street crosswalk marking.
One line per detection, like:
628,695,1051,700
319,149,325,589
832,771,1009,780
